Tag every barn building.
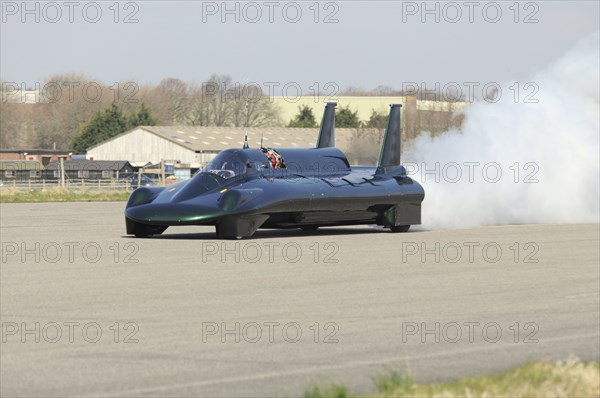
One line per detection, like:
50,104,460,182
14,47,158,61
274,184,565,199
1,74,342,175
86,126,360,167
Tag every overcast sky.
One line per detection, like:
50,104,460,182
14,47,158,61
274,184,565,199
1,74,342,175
1,1,598,93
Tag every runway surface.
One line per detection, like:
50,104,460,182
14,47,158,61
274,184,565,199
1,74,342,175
1,202,598,397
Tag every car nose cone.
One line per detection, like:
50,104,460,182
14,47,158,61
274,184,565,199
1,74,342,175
126,203,220,223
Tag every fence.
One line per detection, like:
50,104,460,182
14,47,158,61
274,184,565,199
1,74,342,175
0,178,134,191
0,171,143,191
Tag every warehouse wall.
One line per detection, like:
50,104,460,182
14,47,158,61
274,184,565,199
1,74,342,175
273,96,406,125
87,129,198,164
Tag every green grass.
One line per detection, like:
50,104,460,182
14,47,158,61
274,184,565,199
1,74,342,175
305,384,349,398
373,371,415,396
304,358,600,398
0,188,131,203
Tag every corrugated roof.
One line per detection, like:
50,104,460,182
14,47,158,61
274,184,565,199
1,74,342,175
90,125,373,152
45,160,132,171
0,149,70,154
129,161,152,168
145,126,322,151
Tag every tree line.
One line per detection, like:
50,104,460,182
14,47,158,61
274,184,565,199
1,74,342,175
1,73,464,153
0,73,387,153
0,74,283,151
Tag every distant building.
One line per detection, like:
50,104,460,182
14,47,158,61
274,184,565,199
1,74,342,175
272,95,468,130
45,160,134,180
0,149,71,166
272,96,406,124
86,126,360,166
0,160,43,181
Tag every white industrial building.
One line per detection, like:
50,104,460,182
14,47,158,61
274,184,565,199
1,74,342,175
86,126,361,167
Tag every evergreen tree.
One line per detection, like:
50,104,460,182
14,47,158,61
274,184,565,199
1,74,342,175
128,103,157,128
287,105,318,128
336,105,359,128
71,103,129,154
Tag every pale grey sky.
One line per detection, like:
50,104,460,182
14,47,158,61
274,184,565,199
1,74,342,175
1,0,599,92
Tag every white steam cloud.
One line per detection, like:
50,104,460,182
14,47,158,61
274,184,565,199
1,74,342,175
404,32,600,229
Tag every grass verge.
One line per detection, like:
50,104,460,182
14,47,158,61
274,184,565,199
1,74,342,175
0,188,131,203
305,358,600,398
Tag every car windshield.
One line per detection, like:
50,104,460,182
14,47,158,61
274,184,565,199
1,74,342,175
201,152,245,179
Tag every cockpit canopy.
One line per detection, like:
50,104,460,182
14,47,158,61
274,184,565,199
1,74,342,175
200,147,352,181
202,151,247,179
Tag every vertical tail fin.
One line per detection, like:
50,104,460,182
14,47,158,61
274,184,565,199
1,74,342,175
377,104,402,173
316,102,337,148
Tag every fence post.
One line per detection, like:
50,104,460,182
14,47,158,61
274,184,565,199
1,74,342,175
60,157,65,188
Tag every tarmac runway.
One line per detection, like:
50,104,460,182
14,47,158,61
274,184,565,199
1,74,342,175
1,202,598,397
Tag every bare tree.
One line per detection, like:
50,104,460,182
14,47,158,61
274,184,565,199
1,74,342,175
230,84,281,127
0,72,288,149
182,83,210,126
0,102,33,148
143,78,190,124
